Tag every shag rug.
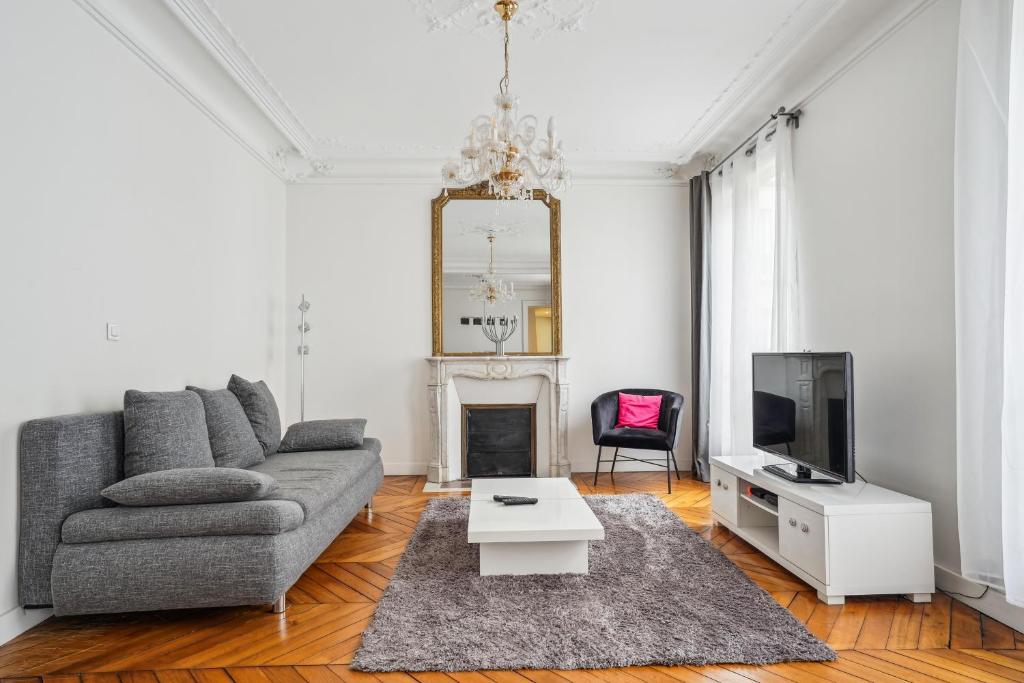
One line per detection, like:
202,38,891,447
352,494,835,672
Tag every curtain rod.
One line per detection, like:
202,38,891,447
708,106,802,175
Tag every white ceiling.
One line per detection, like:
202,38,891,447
177,0,843,170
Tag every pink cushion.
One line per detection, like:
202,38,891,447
615,392,663,429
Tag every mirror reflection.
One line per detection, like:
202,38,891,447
441,199,552,354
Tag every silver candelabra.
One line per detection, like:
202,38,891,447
481,315,518,356
298,294,311,422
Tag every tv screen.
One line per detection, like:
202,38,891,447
752,352,855,483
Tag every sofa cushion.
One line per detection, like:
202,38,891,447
279,419,367,453
61,499,304,543
228,375,282,456
250,438,382,518
186,387,264,468
123,390,214,477
101,468,279,506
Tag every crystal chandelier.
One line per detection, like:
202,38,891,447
441,0,571,201
469,233,515,304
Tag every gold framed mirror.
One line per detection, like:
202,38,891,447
431,182,562,356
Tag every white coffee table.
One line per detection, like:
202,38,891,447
467,478,605,576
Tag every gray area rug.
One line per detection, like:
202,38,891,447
352,493,835,672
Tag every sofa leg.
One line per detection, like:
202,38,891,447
271,595,286,614
593,446,603,486
365,499,373,513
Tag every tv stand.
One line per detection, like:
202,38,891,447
711,453,935,604
763,463,842,485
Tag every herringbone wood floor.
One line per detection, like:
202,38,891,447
2,472,1024,682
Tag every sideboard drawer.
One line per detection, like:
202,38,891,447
710,466,738,525
779,498,828,583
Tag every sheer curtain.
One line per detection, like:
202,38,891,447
955,0,1024,607
709,123,801,458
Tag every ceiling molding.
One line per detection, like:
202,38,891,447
671,0,842,164
409,0,599,39
73,0,289,180
689,0,939,165
791,0,939,109
162,0,317,157
274,153,685,186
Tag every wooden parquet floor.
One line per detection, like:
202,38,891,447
2,472,1024,682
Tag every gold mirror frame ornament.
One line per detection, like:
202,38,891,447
431,182,562,357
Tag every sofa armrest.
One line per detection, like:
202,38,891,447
19,412,124,606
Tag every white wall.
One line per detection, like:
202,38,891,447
286,183,690,476
0,1,287,643
787,0,961,571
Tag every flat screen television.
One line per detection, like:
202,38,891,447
752,352,855,484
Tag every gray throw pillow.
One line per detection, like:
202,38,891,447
279,419,367,452
227,374,282,456
123,390,215,478
101,467,279,506
186,386,264,469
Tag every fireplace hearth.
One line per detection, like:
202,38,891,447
462,404,536,478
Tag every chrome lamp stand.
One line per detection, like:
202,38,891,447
298,295,311,422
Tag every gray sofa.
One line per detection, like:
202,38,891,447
18,412,383,616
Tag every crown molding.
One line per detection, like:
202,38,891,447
672,0,842,164
275,153,685,186
80,0,909,188
162,0,317,157
73,0,290,180
682,0,938,166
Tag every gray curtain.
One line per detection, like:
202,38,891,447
689,172,712,482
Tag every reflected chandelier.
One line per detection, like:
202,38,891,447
441,0,571,201
469,233,515,304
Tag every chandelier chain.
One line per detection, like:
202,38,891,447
500,18,511,95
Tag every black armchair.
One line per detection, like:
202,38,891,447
591,388,685,492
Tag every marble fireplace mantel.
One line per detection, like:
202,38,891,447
425,356,570,483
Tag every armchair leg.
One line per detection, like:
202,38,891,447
593,446,603,486
609,448,620,477
666,451,672,494
670,449,682,480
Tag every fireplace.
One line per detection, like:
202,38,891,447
462,404,536,478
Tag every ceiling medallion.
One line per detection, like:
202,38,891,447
411,0,598,39
440,0,571,201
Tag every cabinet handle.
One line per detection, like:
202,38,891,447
800,523,810,533
715,479,721,487
723,483,729,490
788,518,797,527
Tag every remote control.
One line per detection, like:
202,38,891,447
501,496,538,505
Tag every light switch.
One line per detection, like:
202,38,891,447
106,323,121,341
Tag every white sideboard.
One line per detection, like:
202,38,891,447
710,454,935,605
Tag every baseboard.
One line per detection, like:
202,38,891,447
0,604,51,646
382,462,428,476
935,564,1024,632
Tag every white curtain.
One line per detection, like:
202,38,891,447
955,0,1024,607
709,123,801,458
